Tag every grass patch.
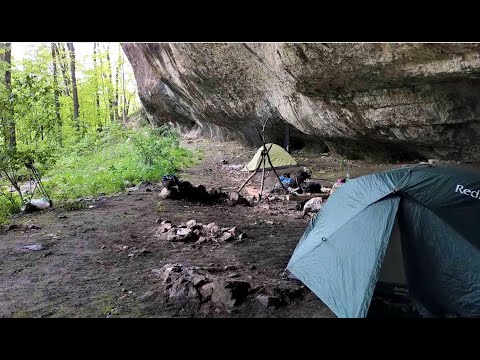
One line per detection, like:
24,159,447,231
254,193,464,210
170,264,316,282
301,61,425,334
0,124,199,222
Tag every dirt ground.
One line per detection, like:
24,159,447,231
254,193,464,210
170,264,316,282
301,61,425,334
1,138,478,318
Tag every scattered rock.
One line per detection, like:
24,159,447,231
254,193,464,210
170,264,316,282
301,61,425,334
211,280,250,308
166,228,178,241
199,283,214,302
157,220,173,233
186,219,197,228
19,244,44,251
220,232,235,242
428,159,440,165
237,232,249,241
195,236,207,245
257,295,282,308
176,228,195,242
159,187,171,199
23,224,41,231
227,192,250,207
157,220,245,245
303,197,324,215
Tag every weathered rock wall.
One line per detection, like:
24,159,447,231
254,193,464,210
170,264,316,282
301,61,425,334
122,43,480,160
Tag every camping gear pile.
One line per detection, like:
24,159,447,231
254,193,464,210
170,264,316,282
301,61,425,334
287,164,480,318
271,169,313,195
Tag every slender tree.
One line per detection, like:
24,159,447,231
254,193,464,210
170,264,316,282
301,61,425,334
51,43,62,128
98,47,109,124
122,56,128,121
66,43,79,131
3,43,15,149
104,44,114,122
115,43,121,121
55,43,71,96
93,43,101,127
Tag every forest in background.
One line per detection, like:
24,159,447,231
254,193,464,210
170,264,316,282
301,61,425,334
0,43,197,222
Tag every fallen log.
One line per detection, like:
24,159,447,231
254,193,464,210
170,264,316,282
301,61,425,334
286,193,330,202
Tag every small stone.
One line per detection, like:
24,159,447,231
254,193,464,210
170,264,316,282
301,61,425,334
257,295,282,308
199,282,214,301
428,159,440,165
166,228,178,241
195,237,207,244
159,187,171,199
122,288,127,293
122,245,128,250
128,253,135,257
57,215,68,219
101,245,106,249
186,219,197,228
227,273,240,278
249,265,256,270
176,227,194,241
19,244,44,251
224,265,237,271
220,232,234,242
157,221,173,233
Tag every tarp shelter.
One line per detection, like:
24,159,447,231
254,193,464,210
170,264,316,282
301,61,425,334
242,143,297,172
286,165,480,318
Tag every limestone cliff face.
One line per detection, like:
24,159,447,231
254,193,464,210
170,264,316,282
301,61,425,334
122,43,480,160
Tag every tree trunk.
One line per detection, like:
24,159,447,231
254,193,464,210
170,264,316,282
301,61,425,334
66,43,79,131
98,46,109,125
3,43,15,149
115,43,121,121
51,43,62,129
93,43,101,128
55,43,71,97
104,44,114,122
122,52,127,122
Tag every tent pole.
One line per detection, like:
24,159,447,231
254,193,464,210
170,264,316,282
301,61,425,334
237,158,263,193
259,154,267,201
255,128,287,191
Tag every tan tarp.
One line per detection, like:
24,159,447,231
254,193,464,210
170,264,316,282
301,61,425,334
241,143,297,172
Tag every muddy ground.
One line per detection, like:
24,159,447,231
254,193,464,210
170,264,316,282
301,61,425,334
1,138,478,318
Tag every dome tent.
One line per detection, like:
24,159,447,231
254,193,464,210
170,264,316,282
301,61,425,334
242,143,297,172
287,164,480,318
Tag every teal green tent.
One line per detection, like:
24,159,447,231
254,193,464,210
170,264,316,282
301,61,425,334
287,165,480,318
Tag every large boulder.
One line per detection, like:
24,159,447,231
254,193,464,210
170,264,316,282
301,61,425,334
122,43,480,160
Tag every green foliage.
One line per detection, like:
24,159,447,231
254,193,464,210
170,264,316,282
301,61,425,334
43,124,196,205
0,43,195,223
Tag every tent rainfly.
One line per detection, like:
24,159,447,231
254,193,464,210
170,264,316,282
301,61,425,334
242,143,297,172
287,165,480,318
